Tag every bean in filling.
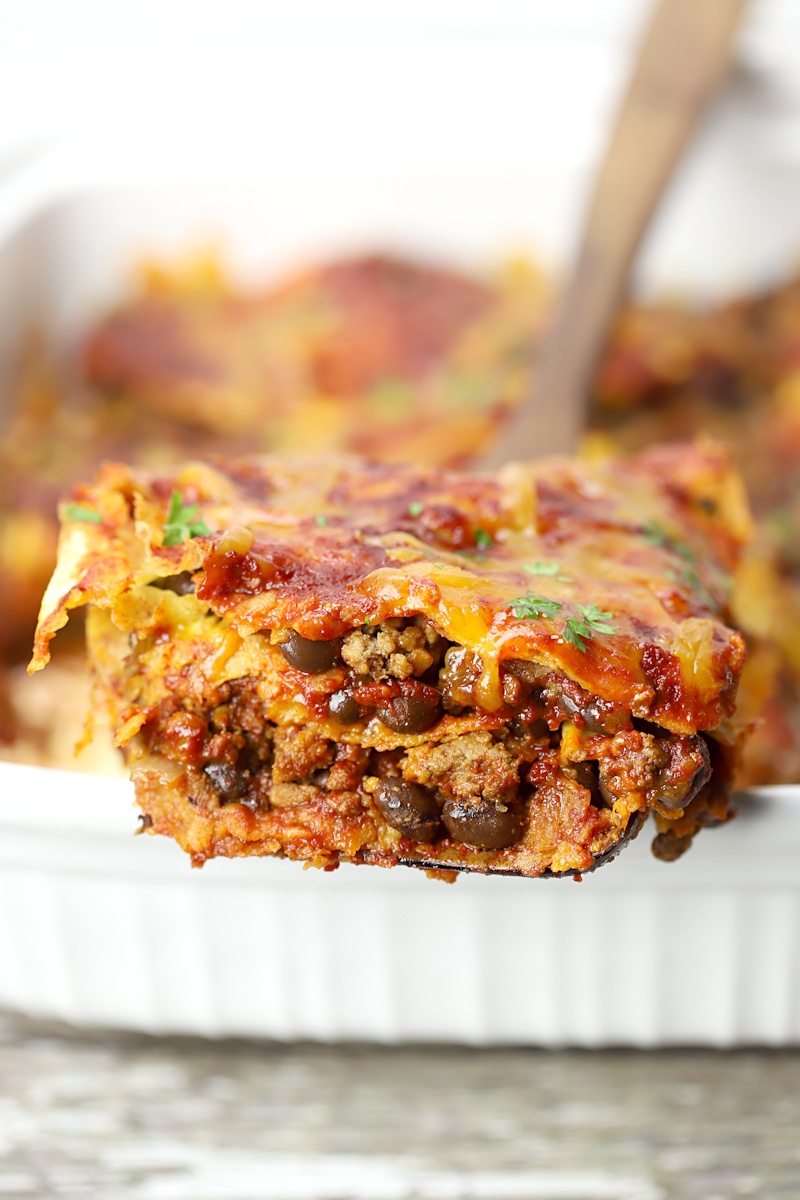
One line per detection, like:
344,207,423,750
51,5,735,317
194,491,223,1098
203,759,251,801
377,683,442,733
328,689,362,724
279,630,342,673
441,796,524,850
140,636,719,860
373,778,443,842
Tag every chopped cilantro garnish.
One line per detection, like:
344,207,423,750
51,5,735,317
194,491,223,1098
667,566,718,610
407,501,425,517
162,491,212,547
474,528,493,549
509,594,562,620
562,619,589,652
315,514,328,527
641,522,669,549
641,521,695,563
562,605,617,653
64,503,101,524
524,560,573,583
579,604,617,633
510,593,616,649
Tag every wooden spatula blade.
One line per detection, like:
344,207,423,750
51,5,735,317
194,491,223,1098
485,0,748,467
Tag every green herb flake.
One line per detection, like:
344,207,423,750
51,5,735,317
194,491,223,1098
562,618,590,652
407,501,425,518
562,605,618,653
667,566,718,610
162,491,212,547
509,594,562,620
524,559,573,583
641,521,670,549
474,528,493,549
641,521,695,563
579,604,617,634
315,514,328,527
64,503,101,524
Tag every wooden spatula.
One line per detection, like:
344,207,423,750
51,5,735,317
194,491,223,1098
486,0,749,467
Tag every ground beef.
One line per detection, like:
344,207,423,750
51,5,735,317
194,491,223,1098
341,618,444,681
594,731,670,799
325,742,371,791
269,782,319,808
568,728,710,811
402,731,521,805
272,726,335,784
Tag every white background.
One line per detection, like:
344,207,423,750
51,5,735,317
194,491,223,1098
1,0,799,175
1,0,800,297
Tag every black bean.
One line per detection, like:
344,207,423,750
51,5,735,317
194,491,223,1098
441,797,523,849
574,760,603,805
657,735,712,810
378,691,442,734
372,748,405,779
204,760,250,802
328,690,362,724
280,631,341,673
374,779,442,842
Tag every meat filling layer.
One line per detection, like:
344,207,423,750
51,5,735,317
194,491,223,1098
124,613,723,863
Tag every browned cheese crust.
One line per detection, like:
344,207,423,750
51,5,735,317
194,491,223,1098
30,440,751,878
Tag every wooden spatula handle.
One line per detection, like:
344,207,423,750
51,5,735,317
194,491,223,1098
487,0,748,466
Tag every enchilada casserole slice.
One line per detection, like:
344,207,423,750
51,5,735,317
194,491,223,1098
30,441,750,877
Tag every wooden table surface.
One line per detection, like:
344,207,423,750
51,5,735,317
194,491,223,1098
1,1009,798,1199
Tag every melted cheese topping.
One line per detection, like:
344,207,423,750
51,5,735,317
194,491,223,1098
31,441,750,734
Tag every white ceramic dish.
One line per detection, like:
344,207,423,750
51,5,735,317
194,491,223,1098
1,764,798,1046
1,133,800,1044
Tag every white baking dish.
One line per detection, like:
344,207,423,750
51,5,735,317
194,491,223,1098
2,132,800,1044
1,763,798,1047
